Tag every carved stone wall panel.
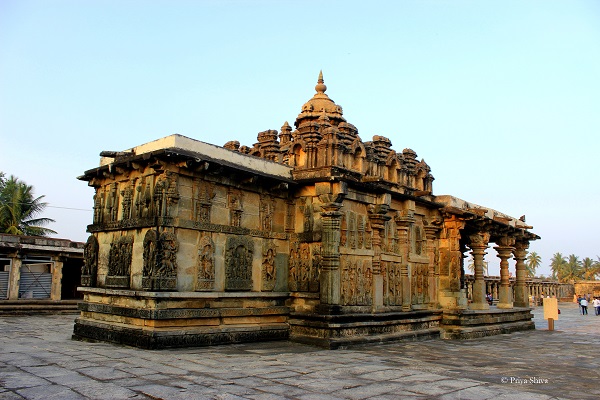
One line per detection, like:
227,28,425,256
348,212,357,249
197,234,215,291
299,197,314,232
155,231,178,287
340,212,347,247
285,200,295,232
288,241,320,292
105,235,134,288
384,261,403,306
81,235,99,287
225,235,253,291
357,214,365,249
411,262,429,305
134,175,155,219
259,194,276,232
228,188,244,228
262,239,277,291
142,230,157,282
141,230,178,291
193,179,215,224
120,181,134,221
340,256,373,306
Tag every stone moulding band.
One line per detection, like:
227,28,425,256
78,287,290,299
73,318,290,349
78,302,290,320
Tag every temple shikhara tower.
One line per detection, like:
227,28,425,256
73,72,539,348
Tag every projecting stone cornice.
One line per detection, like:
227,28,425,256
79,134,296,186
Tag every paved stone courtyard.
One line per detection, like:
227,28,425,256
1,302,598,399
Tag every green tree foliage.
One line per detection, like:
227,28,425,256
582,257,600,280
550,252,567,280
526,251,541,277
0,173,56,236
547,252,600,282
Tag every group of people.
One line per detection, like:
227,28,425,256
576,294,600,315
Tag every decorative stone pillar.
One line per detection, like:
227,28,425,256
7,253,21,300
513,240,529,308
369,205,391,309
494,236,515,309
51,256,64,301
469,231,490,310
319,201,344,305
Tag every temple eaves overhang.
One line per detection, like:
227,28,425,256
0,233,84,255
78,134,296,185
435,195,540,241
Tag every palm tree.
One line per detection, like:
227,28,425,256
550,252,567,280
526,251,541,277
582,257,599,281
0,175,56,236
560,254,582,282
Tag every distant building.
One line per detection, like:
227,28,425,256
0,233,83,300
73,73,540,348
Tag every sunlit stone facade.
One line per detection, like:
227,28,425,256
73,73,539,348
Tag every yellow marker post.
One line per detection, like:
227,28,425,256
543,297,559,331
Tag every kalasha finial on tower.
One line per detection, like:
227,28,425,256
315,70,327,94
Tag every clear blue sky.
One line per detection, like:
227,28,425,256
1,0,599,277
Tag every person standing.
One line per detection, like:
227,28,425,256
593,297,600,316
580,297,589,315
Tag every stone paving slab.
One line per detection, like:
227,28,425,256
0,302,598,399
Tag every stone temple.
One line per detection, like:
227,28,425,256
73,72,539,349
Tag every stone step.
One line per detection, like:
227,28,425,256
0,300,79,315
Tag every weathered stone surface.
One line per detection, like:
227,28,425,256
74,72,540,349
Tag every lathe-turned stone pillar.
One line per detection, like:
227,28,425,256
513,240,529,307
469,231,490,310
495,236,515,309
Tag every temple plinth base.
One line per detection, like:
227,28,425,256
440,307,534,340
289,308,442,349
72,288,290,349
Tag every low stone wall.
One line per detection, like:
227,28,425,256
574,281,600,297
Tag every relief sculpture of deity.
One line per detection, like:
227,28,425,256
262,239,277,291
197,234,215,291
142,230,178,291
106,235,134,288
81,235,99,287
225,236,253,291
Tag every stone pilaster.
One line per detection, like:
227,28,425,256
469,231,490,310
319,202,343,305
395,209,415,312
369,205,391,310
424,224,440,308
513,240,529,307
438,214,467,309
494,236,515,309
